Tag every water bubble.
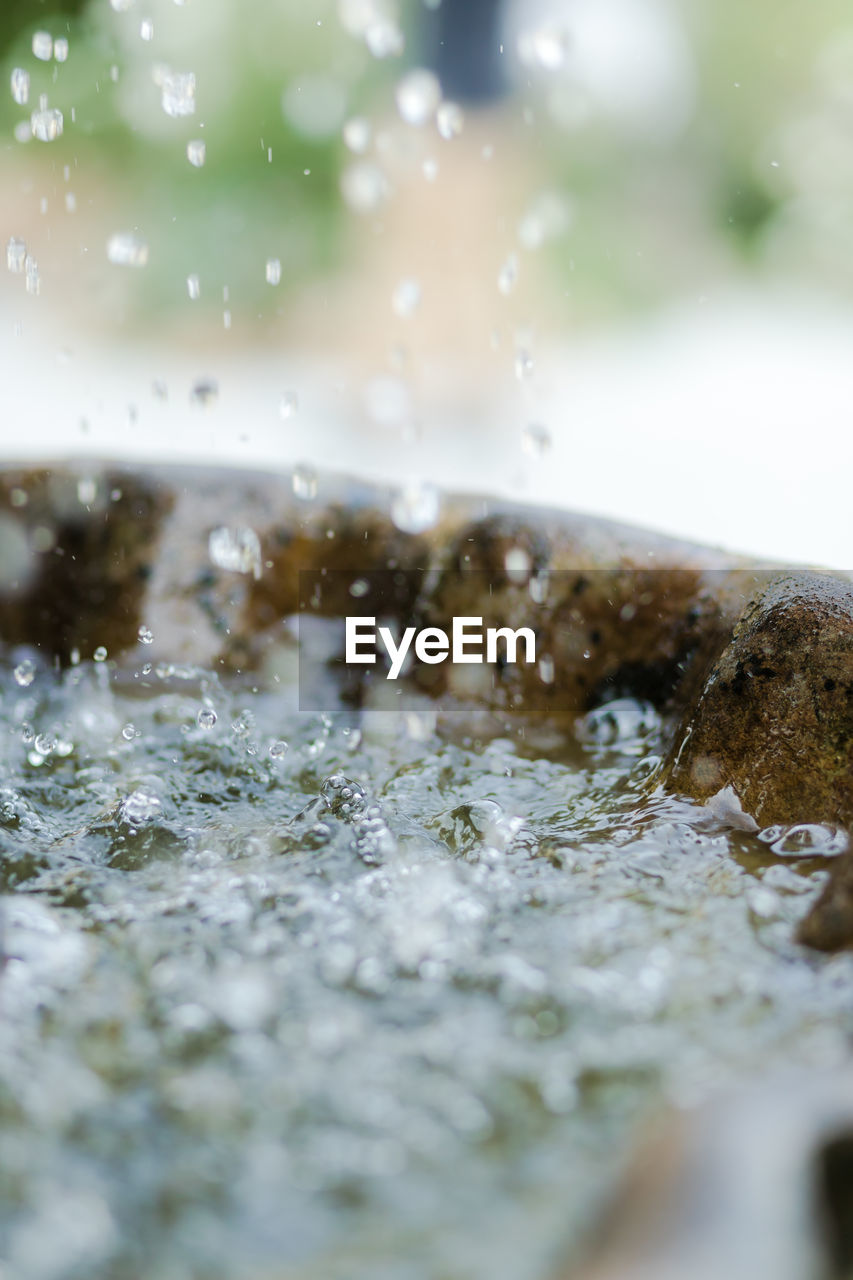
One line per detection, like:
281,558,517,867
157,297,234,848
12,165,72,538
498,253,519,296
14,659,36,687
34,734,55,756
24,255,39,295
190,377,217,406
436,100,464,140
395,69,441,126
521,423,552,457
54,37,69,62
208,526,262,579
32,32,53,61
140,19,154,40
279,390,299,420
186,138,205,166
514,348,534,380
107,232,148,267
137,625,154,645
269,740,288,759
392,277,421,318
340,161,388,214
391,481,440,533
265,257,281,286
343,116,371,153
292,464,318,501
6,237,26,273
93,646,108,662
121,723,137,741
160,70,195,118
197,707,217,729
10,68,29,106
31,107,63,142
120,787,161,825
187,273,200,300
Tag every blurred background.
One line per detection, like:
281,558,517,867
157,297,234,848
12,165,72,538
1,0,852,564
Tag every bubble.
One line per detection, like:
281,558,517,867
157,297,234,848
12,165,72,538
14,659,36,687
190,377,217,406
269,740,288,759
279,390,299,420
208,526,262,579
391,482,440,533
10,68,29,106
121,723,137,741
197,707,217,729
343,116,371,153
392,277,421,318
187,273,200,300
292,464,318,501
31,107,63,142
137,625,154,645
6,237,26,273
107,232,149,267
120,787,162,825
93,646,108,662
265,258,281,286
521,423,552,457
186,138,205,166
436,101,464,140
497,253,519,296
161,70,195,118
32,32,53,61
54,37,69,62
340,161,388,214
24,255,39,295
395,69,441,126
34,734,55,756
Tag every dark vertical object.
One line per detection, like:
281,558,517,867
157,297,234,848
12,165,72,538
421,0,508,106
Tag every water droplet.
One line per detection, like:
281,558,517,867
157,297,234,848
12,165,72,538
34,733,55,756
6,237,26,273
518,192,571,251
187,273,200,300
269,739,288,759
120,787,161,825
422,157,438,182
391,482,440,533
197,707,217,729
31,107,63,142
138,625,154,645
54,37,69,62
65,192,76,213
340,161,388,214
498,252,519,296
160,69,195,118
77,476,97,505
32,32,53,61
121,723,137,741
363,374,411,428
514,348,534,380
436,100,464,139
392,277,421,317
190,377,217,406
93,645,108,662
365,19,404,58
279,390,299,420
24,255,39,295
343,116,371,153
107,231,148,267
186,138,205,166
208,526,262,579
349,578,369,598
395,69,441,126
526,23,570,71
292,464,318,501
521,422,551,457
265,257,281,285
10,68,29,105
110,0,135,10
14,659,36,687
140,19,154,40
504,547,532,580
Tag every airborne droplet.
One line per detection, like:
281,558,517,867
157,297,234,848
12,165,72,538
10,68,29,106
391,482,440,534
31,107,63,142
395,69,441,127
292,464,318,501
436,101,464,140
186,139,206,167
521,422,552,458
32,32,53,61
107,232,149,267
160,70,195,118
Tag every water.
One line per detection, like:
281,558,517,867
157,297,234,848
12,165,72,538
436,101,465,141
1,653,851,1280
390,481,440,533
392,277,421,318
186,139,206,167
265,258,282,287
32,32,53,62
395,69,441,127
10,68,29,107
160,70,196,119
106,233,149,268
6,238,26,273
54,38,69,64
30,108,63,143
